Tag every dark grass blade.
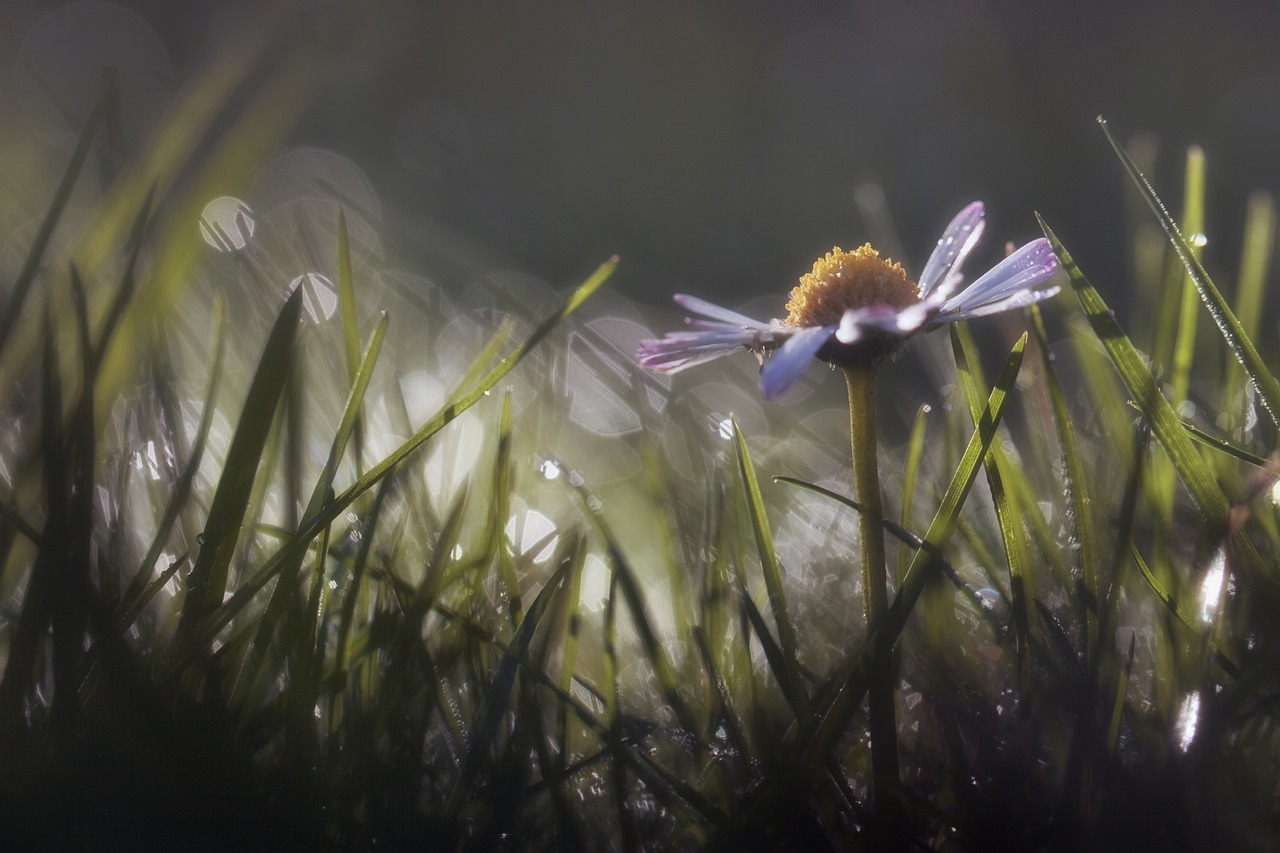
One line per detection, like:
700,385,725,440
0,81,106,362
0,306,69,733
444,556,572,820
802,334,1026,766
1106,632,1138,758
730,416,810,721
175,285,302,646
1100,117,1280,433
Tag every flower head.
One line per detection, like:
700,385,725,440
636,202,1059,399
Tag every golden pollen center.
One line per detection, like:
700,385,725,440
784,244,920,329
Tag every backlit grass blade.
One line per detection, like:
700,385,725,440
951,322,1033,672
178,258,615,657
335,207,365,475
1182,420,1269,468
803,333,1026,766
491,392,523,624
1038,216,1235,539
175,285,302,645
731,415,810,720
1169,145,1207,412
0,80,105,362
898,405,929,578
1028,304,1098,663
1100,117,1280,432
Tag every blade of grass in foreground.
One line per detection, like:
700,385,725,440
1100,117,1280,433
175,257,617,670
951,322,1033,677
802,333,1026,767
731,416,811,721
175,286,302,646
1039,217,1234,538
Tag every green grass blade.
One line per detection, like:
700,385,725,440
492,392,523,624
1182,419,1269,468
898,405,929,579
335,207,365,475
1169,145,1207,414
951,322,1034,673
0,81,106,362
175,285,302,645
175,258,615,663
1105,631,1137,758
1027,304,1098,662
1039,215,1234,537
803,333,1026,766
730,416,810,721
1100,117,1280,432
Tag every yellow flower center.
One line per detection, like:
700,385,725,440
784,244,920,329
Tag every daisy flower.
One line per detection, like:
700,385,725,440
636,202,1060,399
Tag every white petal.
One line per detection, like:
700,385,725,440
918,202,986,299
760,325,833,400
672,293,770,329
939,285,1061,322
942,238,1058,313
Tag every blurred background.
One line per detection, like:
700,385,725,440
2,0,1278,319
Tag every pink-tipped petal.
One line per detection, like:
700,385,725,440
759,325,833,399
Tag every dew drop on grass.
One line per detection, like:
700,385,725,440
1188,232,1208,248
538,458,561,480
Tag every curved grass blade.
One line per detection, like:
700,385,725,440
1130,545,1240,679
175,285,302,645
898,404,929,578
802,333,1026,766
1182,419,1269,468
1100,117,1280,432
730,416,810,721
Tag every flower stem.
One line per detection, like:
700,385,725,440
844,364,900,835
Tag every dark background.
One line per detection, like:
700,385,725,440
4,0,1280,317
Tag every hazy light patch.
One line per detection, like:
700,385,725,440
200,196,255,251
506,506,558,563
714,415,734,441
1198,547,1227,624
289,272,338,322
564,318,653,436
539,458,562,480
579,553,611,612
1174,692,1201,752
